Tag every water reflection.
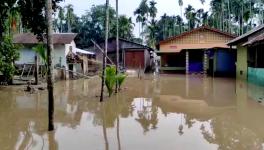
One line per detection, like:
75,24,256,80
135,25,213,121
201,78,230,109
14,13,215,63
1,76,264,149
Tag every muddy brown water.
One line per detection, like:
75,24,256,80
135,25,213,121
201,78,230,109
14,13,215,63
1,75,264,150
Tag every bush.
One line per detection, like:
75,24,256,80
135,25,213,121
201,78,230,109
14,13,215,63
116,73,127,90
103,66,127,97
0,36,20,84
105,66,116,97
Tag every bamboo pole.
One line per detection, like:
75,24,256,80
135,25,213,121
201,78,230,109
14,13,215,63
115,0,119,93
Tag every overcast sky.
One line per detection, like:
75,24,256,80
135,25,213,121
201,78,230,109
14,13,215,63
60,0,211,37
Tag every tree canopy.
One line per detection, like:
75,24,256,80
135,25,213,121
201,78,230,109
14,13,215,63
54,4,135,48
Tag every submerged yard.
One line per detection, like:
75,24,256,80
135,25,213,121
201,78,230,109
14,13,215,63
1,75,264,150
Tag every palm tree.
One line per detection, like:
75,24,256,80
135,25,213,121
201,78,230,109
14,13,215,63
58,7,65,33
134,8,143,40
184,5,195,30
46,0,55,131
134,0,149,42
178,0,183,33
100,0,110,102
196,9,204,27
65,4,74,33
176,15,183,33
147,0,158,48
115,0,119,94
118,16,134,39
149,0,157,22
202,11,209,26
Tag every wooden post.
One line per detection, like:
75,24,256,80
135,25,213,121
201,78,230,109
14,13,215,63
35,55,39,85
203,50,208,75
186,50,189,74
115,0,119,93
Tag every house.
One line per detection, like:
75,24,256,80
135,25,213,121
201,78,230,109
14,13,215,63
13,33,94,80
158,26,237,76
228,24,264,85
89,37,154,72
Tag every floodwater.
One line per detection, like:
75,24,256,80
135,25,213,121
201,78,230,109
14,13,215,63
1,75,264,150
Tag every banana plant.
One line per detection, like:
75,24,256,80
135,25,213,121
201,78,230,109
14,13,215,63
32,44,47,67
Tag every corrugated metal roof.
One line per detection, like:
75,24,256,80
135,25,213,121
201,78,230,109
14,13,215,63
228,24,264,45
13,33,77,44
74,48,95,55
242,33,264,46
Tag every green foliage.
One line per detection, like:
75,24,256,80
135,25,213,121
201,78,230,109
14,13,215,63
32,44,47,66
0,0,62,41
105,66,117,97
102,66,127,97
116,73,127,90
60,5,135,48
0,36,20,83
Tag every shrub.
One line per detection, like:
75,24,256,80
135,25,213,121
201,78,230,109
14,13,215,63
116,73,127,90
0,36,20,84
105,66,116,97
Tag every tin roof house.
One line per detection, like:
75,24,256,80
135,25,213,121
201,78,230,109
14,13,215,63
13,33,94,80
158,26,237,77
228,24,264,85
89,37,154,72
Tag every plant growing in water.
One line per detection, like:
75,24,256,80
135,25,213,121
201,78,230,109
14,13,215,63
104,66,127,97
105,66,117,97
116,73,127,90
32,44,47,66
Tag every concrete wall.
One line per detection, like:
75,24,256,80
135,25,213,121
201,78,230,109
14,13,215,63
236,45,248,80
15,47,36,64
248,67,264,86
16,41,77,80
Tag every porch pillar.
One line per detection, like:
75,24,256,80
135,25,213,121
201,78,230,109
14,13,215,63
186,50,189,74
203,50,208,75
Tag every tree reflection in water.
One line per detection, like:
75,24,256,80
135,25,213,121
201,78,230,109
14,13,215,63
134,98,159,133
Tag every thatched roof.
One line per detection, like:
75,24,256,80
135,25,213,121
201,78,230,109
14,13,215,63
13,33,77,44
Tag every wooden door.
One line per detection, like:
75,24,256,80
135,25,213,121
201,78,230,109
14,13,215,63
125,51,145,69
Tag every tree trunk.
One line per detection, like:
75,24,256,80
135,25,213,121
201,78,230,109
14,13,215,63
115,0,119,93
34,55,39,85
67,21,71,33
46,0,55,131
228,0,231,33
100,0,110,102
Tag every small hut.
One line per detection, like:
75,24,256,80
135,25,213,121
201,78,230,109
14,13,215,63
89,38,154,72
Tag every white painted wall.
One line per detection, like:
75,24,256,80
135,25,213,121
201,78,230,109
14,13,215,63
15,47,36,64
15,41,84,80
